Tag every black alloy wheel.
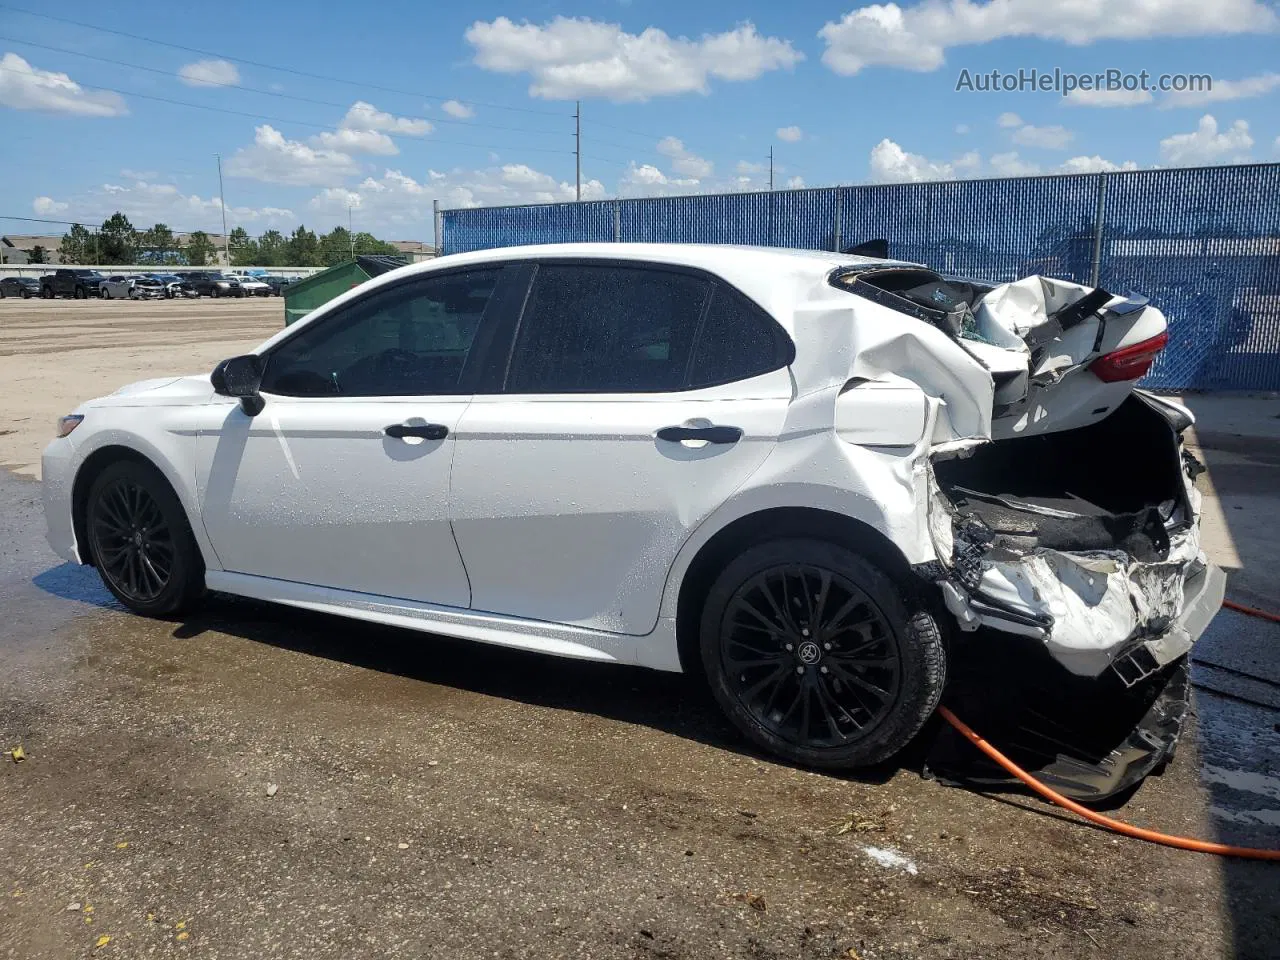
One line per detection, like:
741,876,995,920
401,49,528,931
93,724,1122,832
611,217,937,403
89,475,176,603
720,563,902,749
700,539,945,770
86,461,204,615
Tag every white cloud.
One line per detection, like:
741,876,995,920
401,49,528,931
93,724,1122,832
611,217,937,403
441,99,474,119
736,160,765,174
177,59,240,88
819,0,1278,75
989,151,1041,176
0,52,127,117
997,112,1022,128
309,165,607,231
311,127,399,155
1011,124,1073,149
33,196,68,215
869,139,956,182
1059,155,1139,173
340,101,431,135
225,124,359,186
784,175,805,188
656,136,713,177
618,163,704,196
776,125,803,142
1065,88,1154,107
465,16,803,101
30,178,295,229
1159,114,1253,165
869,139,1138,181
1161,72,1280,108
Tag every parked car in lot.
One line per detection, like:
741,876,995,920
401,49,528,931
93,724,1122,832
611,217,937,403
41,243,1220,787
180,272,241,298
259,275,295,296
229,273,272,297
0,276,40,298
41,269,105,299
100,276,165,300
149,274,200,299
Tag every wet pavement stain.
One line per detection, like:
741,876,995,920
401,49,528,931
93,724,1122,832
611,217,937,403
2,467,1278,959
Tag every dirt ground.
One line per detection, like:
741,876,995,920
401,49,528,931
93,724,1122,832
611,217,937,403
1,298,1277,959
0,298,278,479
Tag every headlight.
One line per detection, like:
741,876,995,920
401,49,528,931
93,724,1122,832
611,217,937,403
56,414,84,438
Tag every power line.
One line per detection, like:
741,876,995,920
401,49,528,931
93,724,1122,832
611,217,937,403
589,119,670,142
0,4,569,118
0,64,577,157
0,34,568,138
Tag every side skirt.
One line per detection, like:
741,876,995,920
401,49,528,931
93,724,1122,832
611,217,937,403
204,571,680,669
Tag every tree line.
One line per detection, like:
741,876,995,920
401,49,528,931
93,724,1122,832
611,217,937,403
57,212,403,267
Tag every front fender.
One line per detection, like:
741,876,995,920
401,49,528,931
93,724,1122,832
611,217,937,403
67,412,220,572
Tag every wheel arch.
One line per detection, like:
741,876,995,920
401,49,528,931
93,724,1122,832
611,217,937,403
673,506,915,676
71,443,207,569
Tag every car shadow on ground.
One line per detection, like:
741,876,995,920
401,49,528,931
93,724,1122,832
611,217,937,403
31,562,907,786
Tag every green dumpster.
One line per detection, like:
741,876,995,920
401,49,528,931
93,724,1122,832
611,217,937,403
283,255,408,326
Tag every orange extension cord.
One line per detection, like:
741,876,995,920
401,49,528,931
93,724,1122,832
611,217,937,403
937,599,1280,861
1223,599,1280,624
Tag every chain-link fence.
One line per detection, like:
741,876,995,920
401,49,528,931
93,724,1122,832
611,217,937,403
440,163,1280,391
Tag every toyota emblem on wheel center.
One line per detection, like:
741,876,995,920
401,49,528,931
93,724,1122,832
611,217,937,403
797,641,821,664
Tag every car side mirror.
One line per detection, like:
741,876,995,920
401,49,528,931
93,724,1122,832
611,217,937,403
211,354,266,416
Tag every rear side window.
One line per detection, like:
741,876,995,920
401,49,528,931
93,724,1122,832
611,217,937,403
688,284,791,388
506,264,711,393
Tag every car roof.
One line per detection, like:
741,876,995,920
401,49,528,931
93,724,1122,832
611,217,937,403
382,243,905,325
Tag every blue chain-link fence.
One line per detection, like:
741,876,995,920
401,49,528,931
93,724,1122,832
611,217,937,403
440,164,1280,390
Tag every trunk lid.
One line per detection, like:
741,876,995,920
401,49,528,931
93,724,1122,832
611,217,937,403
830,266,1169,441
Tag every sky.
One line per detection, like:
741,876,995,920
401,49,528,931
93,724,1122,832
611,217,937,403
0,0,1278,243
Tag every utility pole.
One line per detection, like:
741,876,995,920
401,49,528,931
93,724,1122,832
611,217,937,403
574,100,581,202
215,154,230,266
433,198,442,255
348,205,355,260
769,146,774,191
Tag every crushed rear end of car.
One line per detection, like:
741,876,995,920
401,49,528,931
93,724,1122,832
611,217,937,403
829,263,1221,800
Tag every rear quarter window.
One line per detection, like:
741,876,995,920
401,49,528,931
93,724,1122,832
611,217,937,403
688,284,793,388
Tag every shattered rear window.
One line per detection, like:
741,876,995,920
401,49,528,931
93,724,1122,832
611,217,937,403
830,266,995,342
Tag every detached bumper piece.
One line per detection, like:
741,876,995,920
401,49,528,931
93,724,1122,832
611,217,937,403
925,632,1191,803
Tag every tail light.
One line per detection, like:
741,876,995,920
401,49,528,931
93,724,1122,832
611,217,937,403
1089,331,1168,383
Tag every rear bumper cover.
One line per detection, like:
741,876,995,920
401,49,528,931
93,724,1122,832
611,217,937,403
935,538,1221,679
927,656,1193,803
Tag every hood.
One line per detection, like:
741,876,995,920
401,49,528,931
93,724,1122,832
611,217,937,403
90,374,215,408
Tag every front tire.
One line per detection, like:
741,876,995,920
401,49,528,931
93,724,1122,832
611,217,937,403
75,286,86,299
699,538,945,770
85,460,205,617
22,288,32,299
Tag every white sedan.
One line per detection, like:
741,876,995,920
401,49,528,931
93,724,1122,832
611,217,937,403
100,275,164,300
42,243,1222,772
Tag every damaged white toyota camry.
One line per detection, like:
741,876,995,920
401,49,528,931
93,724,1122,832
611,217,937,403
42,243,1223,788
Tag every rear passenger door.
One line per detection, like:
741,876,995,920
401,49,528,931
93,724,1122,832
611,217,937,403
449,260,794,637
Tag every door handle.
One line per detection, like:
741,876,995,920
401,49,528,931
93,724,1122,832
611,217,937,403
384,422,449,440
655,424,743,444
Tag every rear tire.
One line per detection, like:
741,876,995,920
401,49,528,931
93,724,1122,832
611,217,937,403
699,538,945,769
22,288,32,299
75,286,86,299
84,460,205,617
